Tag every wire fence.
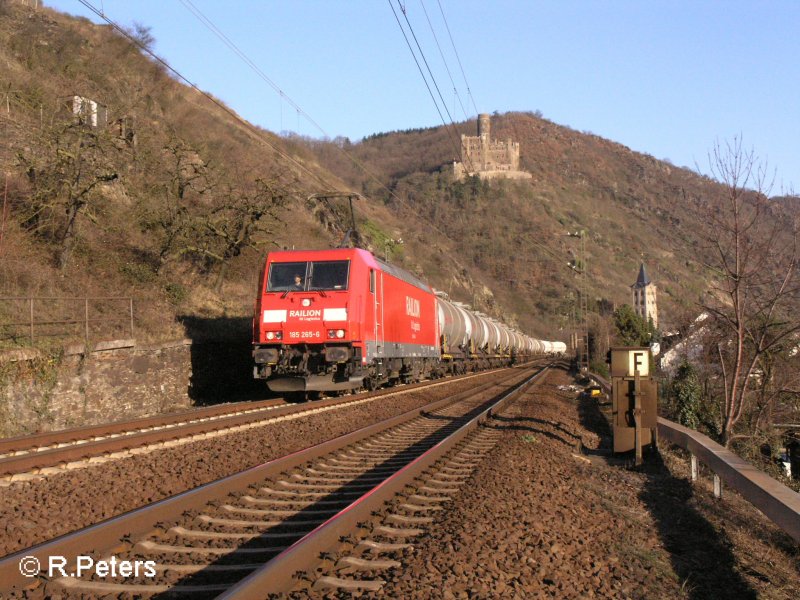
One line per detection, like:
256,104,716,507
0,296,134,348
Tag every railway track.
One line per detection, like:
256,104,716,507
0,367,518,483
0,398,288,458
0,364,549,598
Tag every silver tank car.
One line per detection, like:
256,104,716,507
435,295,468,354
492,319,511,353
436,292,564,359
471,313,489,350
475,312,500,353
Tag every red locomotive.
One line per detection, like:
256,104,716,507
252,247,565,395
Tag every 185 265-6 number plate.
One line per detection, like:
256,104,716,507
288,331,322,339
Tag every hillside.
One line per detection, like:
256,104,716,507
0,2,354,343
1,2,796,350
300,113,735,334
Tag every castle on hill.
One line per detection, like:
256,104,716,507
453,114,531,181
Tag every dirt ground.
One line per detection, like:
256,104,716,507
375,367,799,599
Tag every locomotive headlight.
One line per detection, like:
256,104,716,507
301,298,311,307
336,329,345,339
266,331,275,340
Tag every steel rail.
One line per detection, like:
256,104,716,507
0,367,531,595
220,365,549,596
0,366,517,478
1,365,514,457
0,398,287,454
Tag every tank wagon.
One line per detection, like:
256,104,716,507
252,247,565,394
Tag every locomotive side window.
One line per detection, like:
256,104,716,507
309,260,350,291
267,261,308,291
369,269,375,293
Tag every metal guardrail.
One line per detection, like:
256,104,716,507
0,296,133,345
588,373,800,543
657,417,800,542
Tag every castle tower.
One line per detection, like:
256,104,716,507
478,113,490,139
631,263,658,329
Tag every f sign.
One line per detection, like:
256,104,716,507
628,351,649,376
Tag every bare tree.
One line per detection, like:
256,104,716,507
17,120,119,270
149,138,213,270
751,348,800,436
187,175,288,292
695,137,800,446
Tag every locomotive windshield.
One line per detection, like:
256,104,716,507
267,260,349,292
308,260,349,290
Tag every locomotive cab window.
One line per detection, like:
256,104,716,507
309,260,349,291
267,261,308,292
267,260,349,292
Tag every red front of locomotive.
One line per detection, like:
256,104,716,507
252,248,370,392
252,248,440,393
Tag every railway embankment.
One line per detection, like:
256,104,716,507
0,370,508,558
375,368,799,599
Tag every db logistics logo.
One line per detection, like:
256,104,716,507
18,555,41,577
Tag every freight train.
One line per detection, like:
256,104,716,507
252,247,566,395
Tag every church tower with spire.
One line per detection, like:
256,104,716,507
631,263,658,329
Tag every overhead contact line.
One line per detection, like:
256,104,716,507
389,0,473,172
436,0,479,116
76,0,336,195
173,0,477,252
174,0,408,213
175,0,462,239
177,0,330,143
77,0,475,264
419,0,469,122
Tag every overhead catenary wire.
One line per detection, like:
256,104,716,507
74,0,336,195
178,0,331,140
79,0,412,217
77,0,570,305
387,0,464,165
176,0,432,217
172,0,535,276
75,0,463,256
436,0,479,116
396,0,462,133
418,0,469,122
396,1,475,172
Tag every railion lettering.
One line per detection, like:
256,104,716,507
405,296,421,318
290,309,322,318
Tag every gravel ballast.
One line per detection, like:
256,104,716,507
375,368,799,599
0,371,505,557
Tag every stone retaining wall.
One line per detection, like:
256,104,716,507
0,338,263,437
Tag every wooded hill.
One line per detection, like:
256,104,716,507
1,2,796,346
301,110,799,339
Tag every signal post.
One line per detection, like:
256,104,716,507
609,347,658,465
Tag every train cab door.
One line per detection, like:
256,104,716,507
370,268,384,361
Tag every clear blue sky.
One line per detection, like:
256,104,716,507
47,0,799,191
